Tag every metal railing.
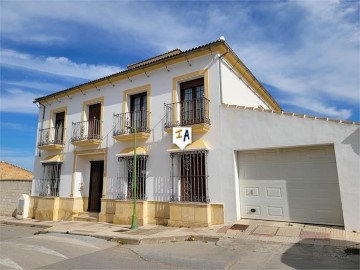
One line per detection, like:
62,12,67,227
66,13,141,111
38,126,65,146
113,111,151,136
71,118,102,141
170,151,209,203
35,178,60,197
164,97,210,128
116,156,148,200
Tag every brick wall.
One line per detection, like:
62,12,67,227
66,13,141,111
0,180,32,217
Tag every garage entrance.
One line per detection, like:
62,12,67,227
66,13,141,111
238,145,343,225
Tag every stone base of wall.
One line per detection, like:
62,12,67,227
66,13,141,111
100,200,223,227
30,197,224,227
168,202,224,227
29,196,88,221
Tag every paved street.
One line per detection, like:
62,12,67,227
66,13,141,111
0,224,182,269
1,224,359,269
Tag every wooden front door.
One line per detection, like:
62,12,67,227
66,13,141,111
88,161,104,212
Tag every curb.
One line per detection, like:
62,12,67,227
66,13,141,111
0,220,51,229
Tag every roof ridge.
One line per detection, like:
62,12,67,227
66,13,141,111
34,39,225,103
0,161,33,174
222,104,359,126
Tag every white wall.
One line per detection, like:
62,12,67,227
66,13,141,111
220,59,270,109
210,106,359,231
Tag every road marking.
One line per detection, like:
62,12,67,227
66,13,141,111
35,235,100,249
4,243,67,258
0,256,23,270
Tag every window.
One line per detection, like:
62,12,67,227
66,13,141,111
54,112,65,144
129,92,148,132
88,103,101,139
180,78,206,125
170,151,209,203
39,163,61,197
118,156,147,200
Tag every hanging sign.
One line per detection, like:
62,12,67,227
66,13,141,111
172,127,192,150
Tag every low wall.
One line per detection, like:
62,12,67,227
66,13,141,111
29,196,87,221
0,180,31,216
30,197,224,227
105,200,223,227
168,202,224,227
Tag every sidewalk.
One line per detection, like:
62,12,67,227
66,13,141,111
1,216,359,249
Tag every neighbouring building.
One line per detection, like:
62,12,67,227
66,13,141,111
31,38,360,231
0,161,33,216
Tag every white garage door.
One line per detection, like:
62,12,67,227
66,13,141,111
238,145,343,225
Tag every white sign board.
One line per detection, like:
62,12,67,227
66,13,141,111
172,127,192,150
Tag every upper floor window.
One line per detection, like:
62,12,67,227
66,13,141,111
180,78,206,126
164,74,210,131
54,112,65,144
129,92,148,132
38,108,66,149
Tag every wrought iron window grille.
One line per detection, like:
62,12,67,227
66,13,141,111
37,163,61,197
170,150,209,203
116,156,148,200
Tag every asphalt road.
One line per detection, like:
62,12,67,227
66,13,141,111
0,224,359,269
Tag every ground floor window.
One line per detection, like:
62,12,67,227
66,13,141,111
170,151,209,203
118,156,147,200
39,163,61,197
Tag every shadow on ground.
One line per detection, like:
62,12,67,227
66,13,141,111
281,239,359,269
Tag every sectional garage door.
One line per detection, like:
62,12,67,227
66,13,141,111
238,145,344,225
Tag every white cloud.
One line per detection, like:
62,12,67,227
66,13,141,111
0,88,38,114
1,122,34,131
4,80,65,92
0,1,358,120
281,97,352,119
1,49,123,80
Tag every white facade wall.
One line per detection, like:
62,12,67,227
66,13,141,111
212,106,359,231
220,59,270,109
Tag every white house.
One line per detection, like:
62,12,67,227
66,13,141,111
31,38,360,232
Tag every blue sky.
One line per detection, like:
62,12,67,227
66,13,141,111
0,0,359,171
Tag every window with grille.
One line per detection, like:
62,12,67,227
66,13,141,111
170,151,209,203
118,156,147,200
39,163,61,197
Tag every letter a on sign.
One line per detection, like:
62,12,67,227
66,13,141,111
173,127,192,150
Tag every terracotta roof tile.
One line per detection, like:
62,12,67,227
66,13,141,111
0,161,33,181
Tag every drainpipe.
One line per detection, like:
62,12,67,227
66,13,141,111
218,49,229,104
37,101,46,157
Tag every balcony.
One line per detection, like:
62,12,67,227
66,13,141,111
113,111,151,141
164,97,211,133
71,118,103,146
37,127,65,150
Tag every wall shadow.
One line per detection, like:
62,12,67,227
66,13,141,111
281,239,359,269
342,127,360,156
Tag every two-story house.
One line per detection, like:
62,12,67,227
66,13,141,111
31,38,360,232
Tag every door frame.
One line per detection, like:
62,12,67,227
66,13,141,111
88,160,104,212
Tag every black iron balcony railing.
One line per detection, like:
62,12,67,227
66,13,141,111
164,97,210,128
36,178,60,197
38,126,65,146
71,118,102,141
113,110,151,136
